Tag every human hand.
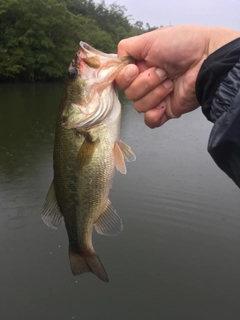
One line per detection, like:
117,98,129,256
116,25,240,128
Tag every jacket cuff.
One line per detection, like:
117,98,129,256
196,38,240,122
207,60,240,187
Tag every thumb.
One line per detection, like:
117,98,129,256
117,34,148,60
115,64,139,90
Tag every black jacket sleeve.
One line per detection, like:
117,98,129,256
196,38,240,188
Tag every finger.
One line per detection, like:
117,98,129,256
133,79,174,113
124,67,168,101
115,64,139,90
118,34,149,60
144,103,169,128
136,60,151,73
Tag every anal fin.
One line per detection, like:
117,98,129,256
41,181,63,229
94,200,123,236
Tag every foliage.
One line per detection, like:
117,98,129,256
0,0,71,81
0,0,158,81
64,0,131,43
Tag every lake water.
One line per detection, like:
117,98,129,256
1,83,240,320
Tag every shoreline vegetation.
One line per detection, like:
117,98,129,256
0,0,160,82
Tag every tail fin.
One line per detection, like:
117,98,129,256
69,249,109,283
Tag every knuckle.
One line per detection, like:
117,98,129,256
144,116,157,129
117,39,127,52
124,89,135,101
117,40,123,50
154,85,166,97
141,73,156,91
133,101,144,113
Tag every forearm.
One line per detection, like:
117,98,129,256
196,38,240,187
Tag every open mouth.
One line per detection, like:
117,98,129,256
79,42,117,58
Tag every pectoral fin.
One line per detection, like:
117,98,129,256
76,133,99,170
117,140,136,162
94,200,123,236
114,140,136,174
41,181,63,229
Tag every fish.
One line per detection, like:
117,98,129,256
42,42,136,282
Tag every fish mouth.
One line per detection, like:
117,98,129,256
64,42,135,130
68,42,134,74
80,42,114,57
69,42,134,74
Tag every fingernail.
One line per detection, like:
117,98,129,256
124,65,138,81
163,79,173,89
155,68,167,78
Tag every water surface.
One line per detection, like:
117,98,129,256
1,83,240,320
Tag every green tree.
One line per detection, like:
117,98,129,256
0,0,113,81
0,0,77,80
64,0,131,44
0,0,159,81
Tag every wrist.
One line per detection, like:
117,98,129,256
206,27,240,56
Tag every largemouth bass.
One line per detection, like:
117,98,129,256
42,42,135,282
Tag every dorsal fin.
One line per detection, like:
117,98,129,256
94,200,123,236
41,181,63,229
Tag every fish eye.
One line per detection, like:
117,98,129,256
68,67,77,80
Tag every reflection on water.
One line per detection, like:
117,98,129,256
1,83,240,320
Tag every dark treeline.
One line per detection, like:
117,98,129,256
0,0,159,82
